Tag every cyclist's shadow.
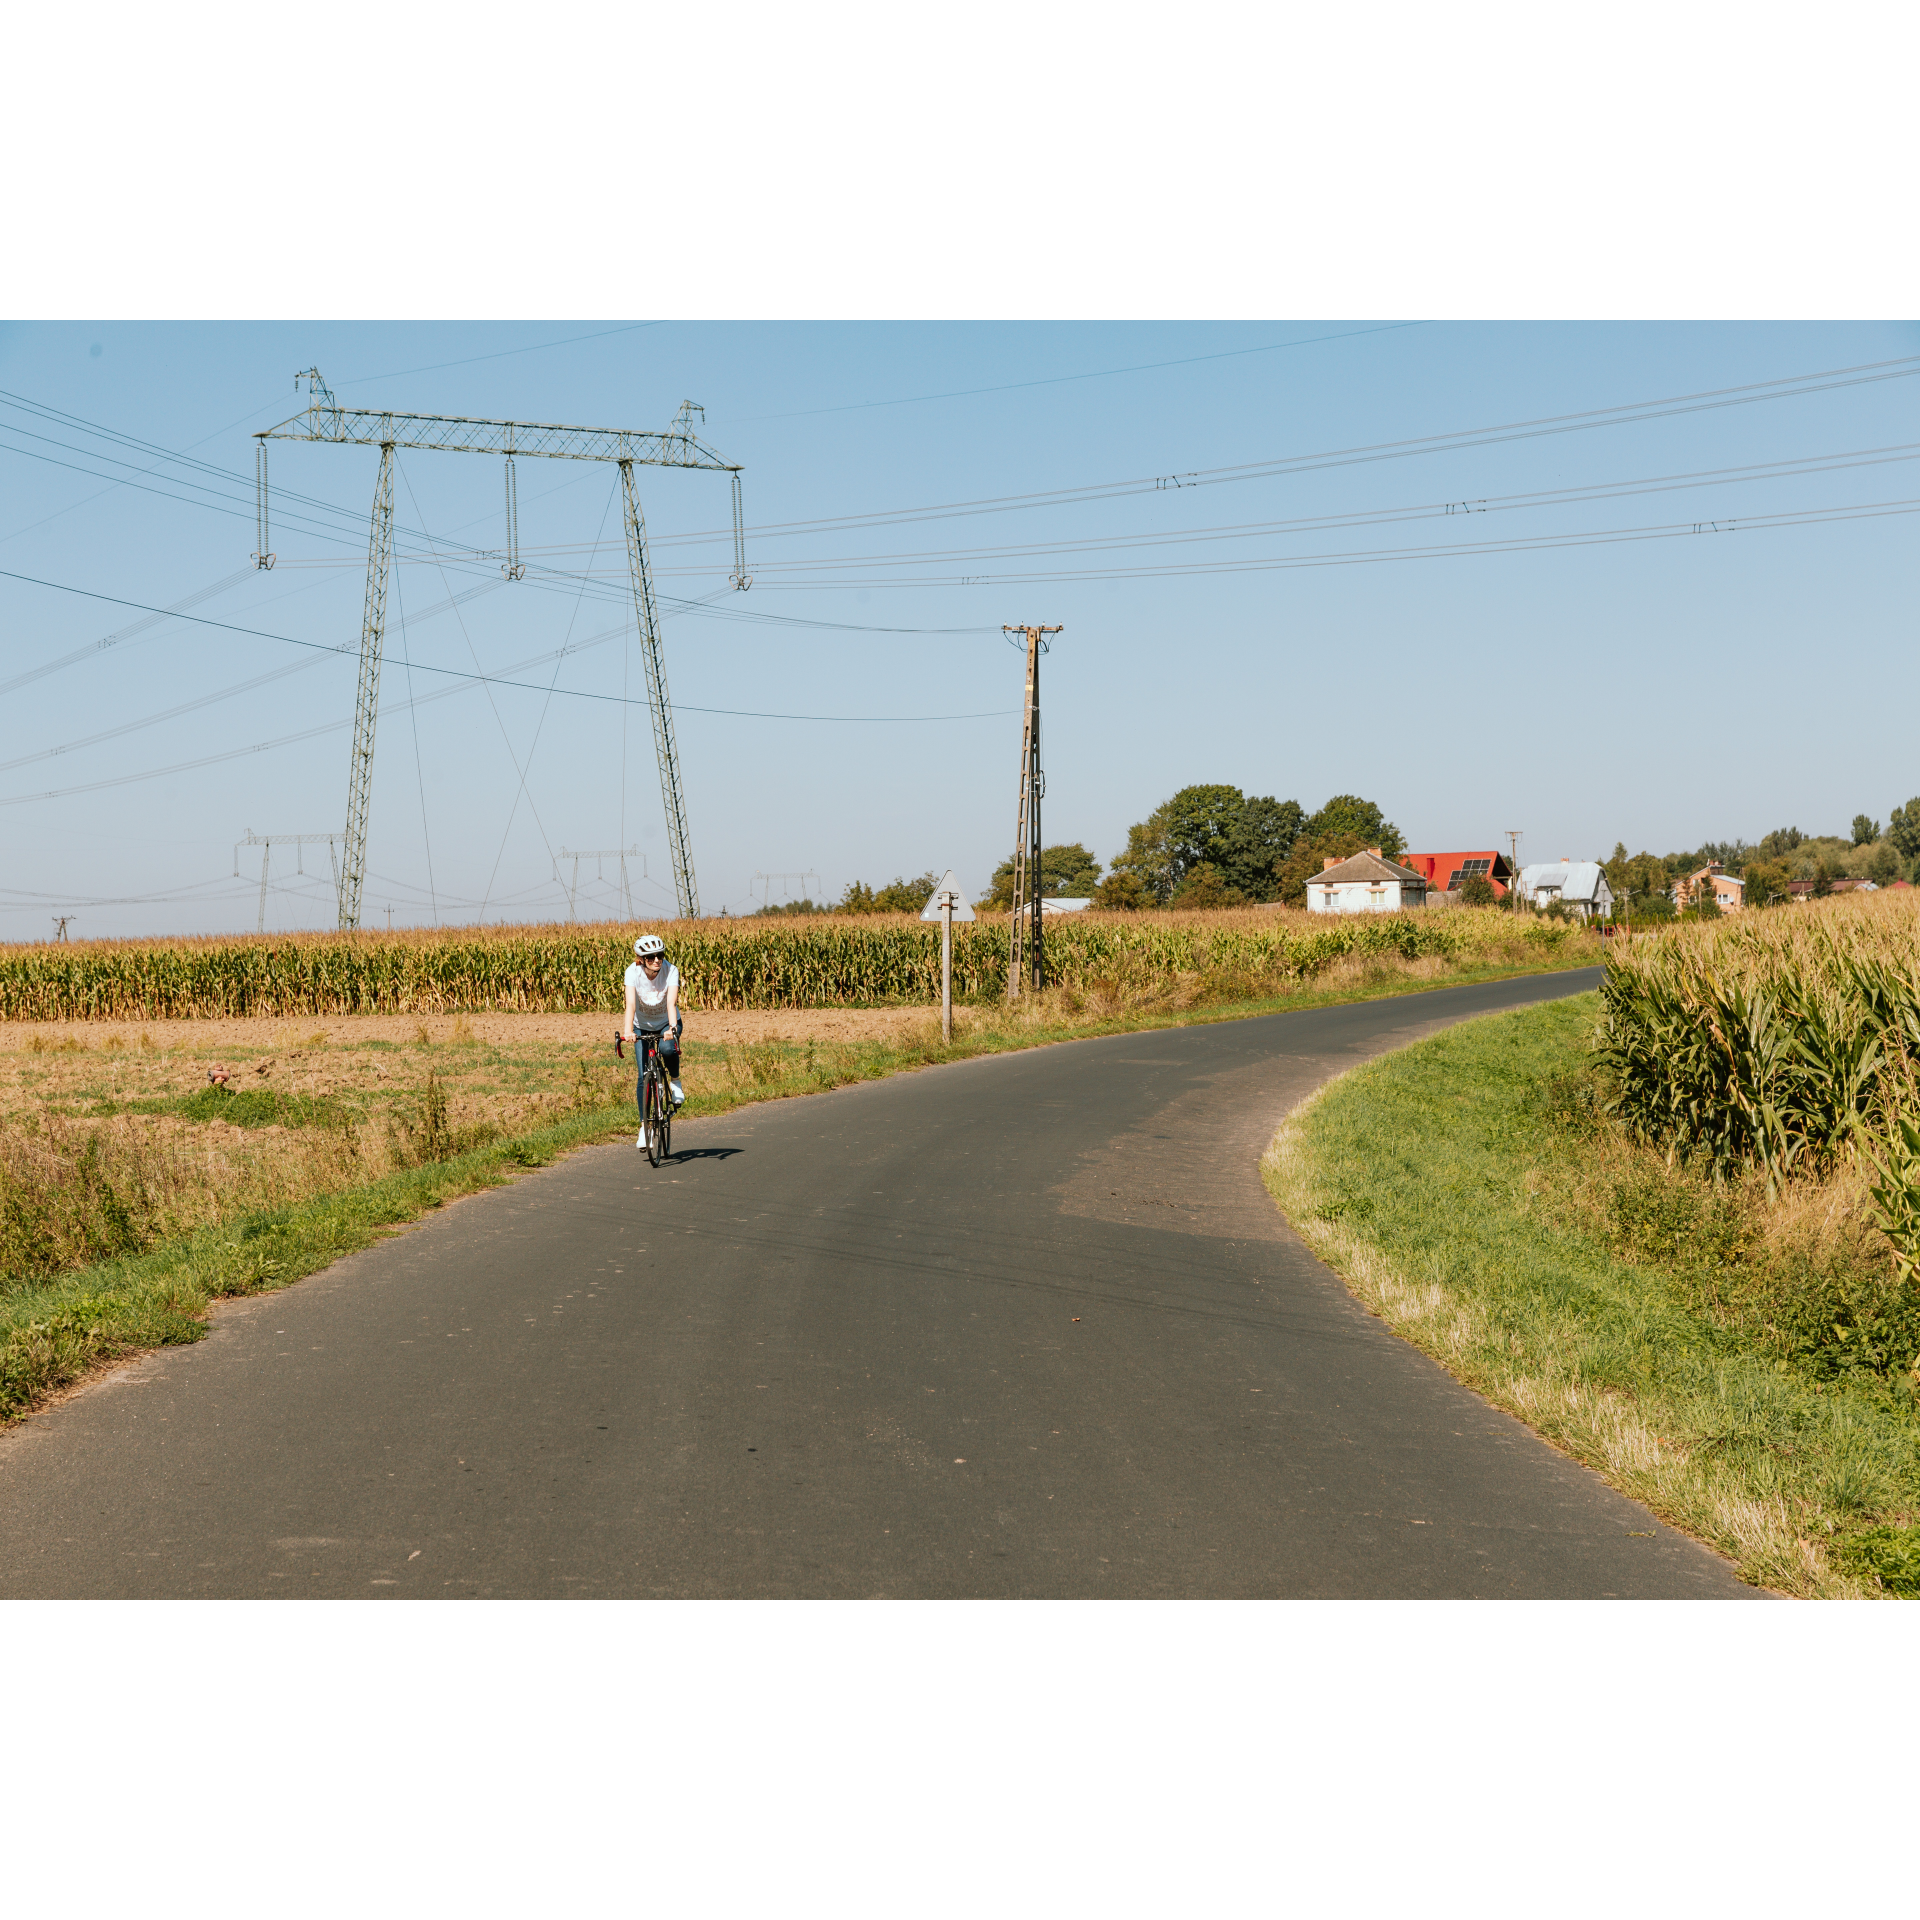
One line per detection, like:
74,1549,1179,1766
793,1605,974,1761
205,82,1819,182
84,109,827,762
663,1146,745,1165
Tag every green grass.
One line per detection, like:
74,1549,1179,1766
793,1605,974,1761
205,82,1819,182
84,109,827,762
103,1086,350,1128
0,946,1597,1427
1261,993,1920,1597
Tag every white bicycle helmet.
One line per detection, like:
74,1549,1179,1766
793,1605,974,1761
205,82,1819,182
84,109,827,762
634,934,666,958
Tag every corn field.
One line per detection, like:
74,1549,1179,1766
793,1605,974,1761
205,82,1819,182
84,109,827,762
0,907,1586,1022
1595,894,1920,1274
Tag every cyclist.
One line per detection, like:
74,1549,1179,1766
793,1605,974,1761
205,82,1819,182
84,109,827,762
621,934,684,1147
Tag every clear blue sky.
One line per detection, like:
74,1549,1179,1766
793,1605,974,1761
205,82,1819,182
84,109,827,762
3,319,1916,936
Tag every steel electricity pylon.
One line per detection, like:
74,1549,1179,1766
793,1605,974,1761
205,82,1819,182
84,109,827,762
554,845,647,921
257,370,748,930
234,828,344,933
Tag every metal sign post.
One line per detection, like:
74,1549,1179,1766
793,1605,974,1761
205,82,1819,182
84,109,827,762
920,870,975,1043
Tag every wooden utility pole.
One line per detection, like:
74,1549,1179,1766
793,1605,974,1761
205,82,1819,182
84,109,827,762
1004,624,1061,999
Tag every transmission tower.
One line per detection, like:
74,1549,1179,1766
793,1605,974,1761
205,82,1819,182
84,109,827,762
235,829,344,933
257,371,749,930
1004,624,1060,999
555,845,647,921
752,870,821,909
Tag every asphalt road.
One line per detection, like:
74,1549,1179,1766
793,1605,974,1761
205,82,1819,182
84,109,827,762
0,969,1759,1598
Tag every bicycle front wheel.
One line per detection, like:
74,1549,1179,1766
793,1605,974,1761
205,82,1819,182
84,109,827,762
644,1069,665,1167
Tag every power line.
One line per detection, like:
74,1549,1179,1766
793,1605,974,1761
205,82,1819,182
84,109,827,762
0,563,1022,719
14,351,1916,578
0,384,298,548
334,321,664,389
0,389,596,578
675,352,1920,546
635,441,1920,581
729,494,1920,591
718,322,1426,426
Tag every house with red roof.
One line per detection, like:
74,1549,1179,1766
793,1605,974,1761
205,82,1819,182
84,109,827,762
1401,850,1513,898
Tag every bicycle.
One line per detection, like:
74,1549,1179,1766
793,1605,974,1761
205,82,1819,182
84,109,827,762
618,1031,674,1166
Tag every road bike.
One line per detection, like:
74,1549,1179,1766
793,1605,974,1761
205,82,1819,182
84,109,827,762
619,1031,674,1167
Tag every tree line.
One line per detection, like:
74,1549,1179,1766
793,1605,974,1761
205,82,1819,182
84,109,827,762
980,787,1406,911
759,787,1408,917
1605,800,1920,917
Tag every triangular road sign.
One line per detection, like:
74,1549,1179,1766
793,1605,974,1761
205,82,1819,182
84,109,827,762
920,869,975,921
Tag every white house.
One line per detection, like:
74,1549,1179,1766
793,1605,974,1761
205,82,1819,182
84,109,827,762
1517,859,1614,921
1305,849,1429,914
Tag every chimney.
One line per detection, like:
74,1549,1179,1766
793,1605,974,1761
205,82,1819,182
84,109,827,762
1368,847,1380,858
1322,856,1339,871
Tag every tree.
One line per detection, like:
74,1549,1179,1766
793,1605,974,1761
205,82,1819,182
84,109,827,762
1852,813,1881,847
1694,839,1755,874
1300,794,1405,861
1158,785,1252,889
1459,872,1497,907
1868,841,1902,885
1093,869,1153,910
1218,796,1304,900
1106,814,1173,905
1812,861,1835,898
838,880,878,914
1170,863,1244,909
1104,787,1305,905
1888,800,1920,861
982,842,1103,911
872,871,939,913
1743,858,1792,908
1761,825,1805,858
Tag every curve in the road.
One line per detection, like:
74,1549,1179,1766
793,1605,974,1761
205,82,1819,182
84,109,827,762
0,969,1758,1598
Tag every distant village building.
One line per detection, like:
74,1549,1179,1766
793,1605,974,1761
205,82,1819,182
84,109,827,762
1517,859,1615,921
1306,849,1429,915
1673,862,1744,913
1401,850,1514,898
1040,897,1092,915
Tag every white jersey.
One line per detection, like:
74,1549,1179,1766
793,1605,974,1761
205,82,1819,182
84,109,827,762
625,960,679,1031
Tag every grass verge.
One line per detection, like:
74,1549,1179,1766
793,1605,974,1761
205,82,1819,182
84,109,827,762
1261,993,1920,1598
1,946,1596,1426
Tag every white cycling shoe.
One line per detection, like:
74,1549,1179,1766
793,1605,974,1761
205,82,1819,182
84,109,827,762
636,1128,646,1149
670,1082,685,1106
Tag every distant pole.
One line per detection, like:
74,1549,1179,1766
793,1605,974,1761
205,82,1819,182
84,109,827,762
1506,828,1522,907
942,895,954,1043
1003,623,1061,997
